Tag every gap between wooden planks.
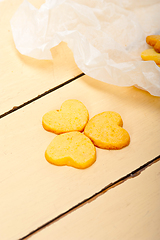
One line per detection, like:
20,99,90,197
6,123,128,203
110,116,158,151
1,1,159,238
23,155,160,240
1,74,160,240
0,0,82,115
27,158,160,240
0,73,85,119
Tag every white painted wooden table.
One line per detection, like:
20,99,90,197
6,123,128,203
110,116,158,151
0,1,160,240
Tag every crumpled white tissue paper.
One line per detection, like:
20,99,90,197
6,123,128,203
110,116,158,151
10,0,160,96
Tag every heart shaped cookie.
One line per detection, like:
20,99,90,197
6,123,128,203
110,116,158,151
45,131,96,169
42,99,89,134
84,111,130,150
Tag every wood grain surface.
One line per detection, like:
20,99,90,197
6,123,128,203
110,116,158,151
29,160,160,240
0,75,160,239
0,1,160,240
0,0,81,115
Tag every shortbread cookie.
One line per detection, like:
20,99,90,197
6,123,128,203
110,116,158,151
45,131,96,169
154,40,160,53
141,48,160,65
84,111,130,150
146,35,160,53
42,99,89,134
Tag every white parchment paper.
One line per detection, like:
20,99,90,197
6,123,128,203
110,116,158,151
10,0,160,96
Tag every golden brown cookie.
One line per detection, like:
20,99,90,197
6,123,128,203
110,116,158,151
141,48,160,65
154,40,160,53
84,111,130,150
146,35,160,53
45,131,96,169
42,99,89,134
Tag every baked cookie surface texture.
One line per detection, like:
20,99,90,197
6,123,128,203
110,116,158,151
45,131,96,169
84,111,130,150
146,35,160,53
141,48,160,65
42,99,89,134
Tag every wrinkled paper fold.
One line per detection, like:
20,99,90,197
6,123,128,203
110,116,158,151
11,0,160,96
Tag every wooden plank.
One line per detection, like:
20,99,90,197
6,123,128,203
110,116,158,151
29,160,160,240
0,0,82,115
0,75,160,239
